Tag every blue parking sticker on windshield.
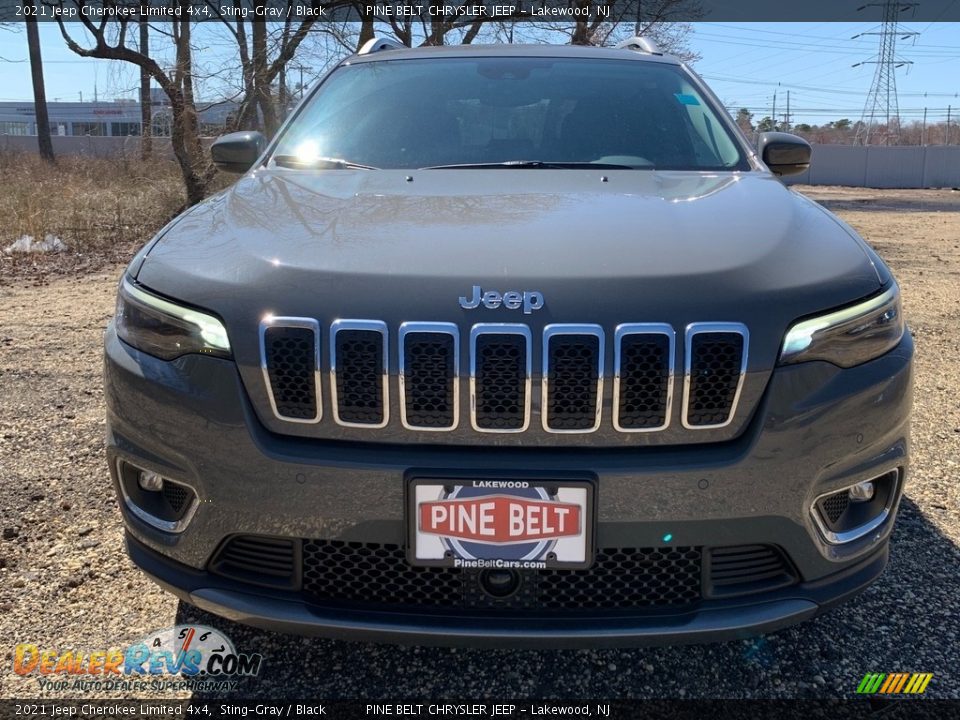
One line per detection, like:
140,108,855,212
674,93,701,105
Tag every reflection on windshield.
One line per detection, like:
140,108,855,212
272,57,748,172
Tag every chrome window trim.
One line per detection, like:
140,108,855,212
681,322,749,430
612,323,676,433
398,321,460,432
469,323,532,434
116,460,200,534
330,319,390,429
810,470,900,545
259,316,322,424
541,324,604,434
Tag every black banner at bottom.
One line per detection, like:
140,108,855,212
2,700,958,720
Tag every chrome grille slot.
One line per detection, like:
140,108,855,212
470,324,532,433
399,322,459,431
682,323,749,429
542,324,603,433
613,324,674,432
260,318,321,423
330,320,389,428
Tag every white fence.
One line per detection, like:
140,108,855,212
4,135,960,188
782,144,960,188
0,134,186,159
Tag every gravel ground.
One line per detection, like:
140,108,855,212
1,186,958,700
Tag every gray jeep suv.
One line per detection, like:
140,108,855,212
105,38,913,647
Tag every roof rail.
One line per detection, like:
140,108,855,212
357,37,406,55
615,36,663,56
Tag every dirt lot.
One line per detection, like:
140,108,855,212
1,186,958,699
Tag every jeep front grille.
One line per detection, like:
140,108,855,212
613,324,674,432
330,320,389,428
682,324,749,429
399,323,459,431
258,319,749,435
260,318,321,423
470,325,532,433
542,325,603,433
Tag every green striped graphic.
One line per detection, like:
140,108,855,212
857,673,886,694
857,672,933,694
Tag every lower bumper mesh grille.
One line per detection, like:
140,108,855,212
209,536,798,613
301,540,702,612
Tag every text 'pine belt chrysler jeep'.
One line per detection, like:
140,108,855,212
105,37,913,646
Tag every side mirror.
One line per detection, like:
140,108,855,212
211,131,266,173
758,132,811,177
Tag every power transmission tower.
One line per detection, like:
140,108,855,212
852,1,917,146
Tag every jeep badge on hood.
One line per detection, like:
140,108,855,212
459,285,545,314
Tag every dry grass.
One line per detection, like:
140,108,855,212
0,150,187,284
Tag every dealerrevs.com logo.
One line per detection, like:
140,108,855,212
13,625,263,693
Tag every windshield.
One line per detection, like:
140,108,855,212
272,56,749,171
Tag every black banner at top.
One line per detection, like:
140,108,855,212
3,0,960,23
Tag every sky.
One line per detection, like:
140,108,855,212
0,21,958,126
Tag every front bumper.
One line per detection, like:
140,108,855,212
104,326,913,646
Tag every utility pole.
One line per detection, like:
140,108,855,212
24,6,54,162
852,1,918,146
948,105,953,145
139,20,151,160
785,90,791,131
772,91,777,131
921,106,926,145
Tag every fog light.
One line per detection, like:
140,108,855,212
848,481,875,503
138,470,164,492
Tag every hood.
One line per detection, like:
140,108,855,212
138,168,880,327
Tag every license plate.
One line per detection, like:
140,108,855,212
407,478,594,569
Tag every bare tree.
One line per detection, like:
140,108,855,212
24,3,54,162
139,20,151,160
209,2,338,136
50,4,214,204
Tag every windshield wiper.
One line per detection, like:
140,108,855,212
272,155,379,170
422,160,642,170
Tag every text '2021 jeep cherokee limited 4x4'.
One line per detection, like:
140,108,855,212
105,38,912,646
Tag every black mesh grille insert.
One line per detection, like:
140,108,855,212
473,334,528,430
301,540,702,612
537,546,701,609
545,334,600,431
817,490,851,528
334,329,385,425
263,326,318,420
705,544,797,598
303,540,463,607
403,332,456,428
617,334,671,430
210,536,298,589
161,481,189,515
686,332,744,427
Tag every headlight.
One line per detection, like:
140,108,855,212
115,278,231,360
779,285,903,368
